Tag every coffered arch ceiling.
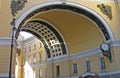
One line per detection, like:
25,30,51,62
16,3,113,57
32,10,104,54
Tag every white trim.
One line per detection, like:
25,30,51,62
47,40,120,63
82,72,96,77
67,2,114,41
55,70,120,77
57,76,78,78
99,70,120,76
0,37,18,46
16,1,114,41
0,37,11,46
70,48,101,59
89,0,114,2
112,40,120,47
0,73,14,77
47,47,101,64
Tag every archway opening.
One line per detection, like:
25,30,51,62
15,2,113,78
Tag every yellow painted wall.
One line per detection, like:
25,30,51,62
46,63,54,78
104,46,120,72
33,65,46,78
23,37,47,78
0,46,11,73
67,0,120,39
54,60,71,77
0,0,12,37
90,54,101,73
0,1,120,78
33,10,104,54
77,57,86,75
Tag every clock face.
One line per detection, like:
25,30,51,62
100,43,110,51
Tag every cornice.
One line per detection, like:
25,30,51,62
0,37,17,46
0,37,11,46
89,0,114,2
112,40,120,47
0,73,14,77
47,40,120,63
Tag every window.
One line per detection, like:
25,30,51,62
24,48,26,53
28,55,31,63
40,42,42,48
39,69,42,78
56,66,60,77
86,60,91,72
34,44,36,50
39,53,42,63
73,63,77,74
33,53,36,63
29,46,31,52
100,57,106,70
33,71,36,78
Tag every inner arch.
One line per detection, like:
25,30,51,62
21,20,67,59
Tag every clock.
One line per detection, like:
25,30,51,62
100,43,110,52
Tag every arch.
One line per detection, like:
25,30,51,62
15,1,114,41
21,19,67,59
80,72,98,78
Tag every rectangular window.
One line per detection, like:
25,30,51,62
34,44,36,50
33,71,36,78
56,66,60,77
28,55,31,64
86,60,91,72
24,48,26,53
39,69,42,78
39,53,42,63
29,46,31,52
33,53,36,63
100,57,106,70
40,42,42,48
73,63,77,74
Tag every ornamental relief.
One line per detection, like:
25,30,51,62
11,0,27,16
97,3,112,20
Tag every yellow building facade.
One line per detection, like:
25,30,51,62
23,36,47,78
0,0,120,78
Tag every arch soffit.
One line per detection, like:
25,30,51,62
15,1,114,41
21,19,68,59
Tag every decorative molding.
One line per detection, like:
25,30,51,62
0,37,11,46
31,62,47,68
97,3,112,20
0,73,14,77
23,37,38,47
57,76,78,78
0,37,17,46
99,70,120,76
47,40,120,64
89,0,114,2
15,1,114,41
112,40,120,47
82,72,96,77
47,47,101,64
